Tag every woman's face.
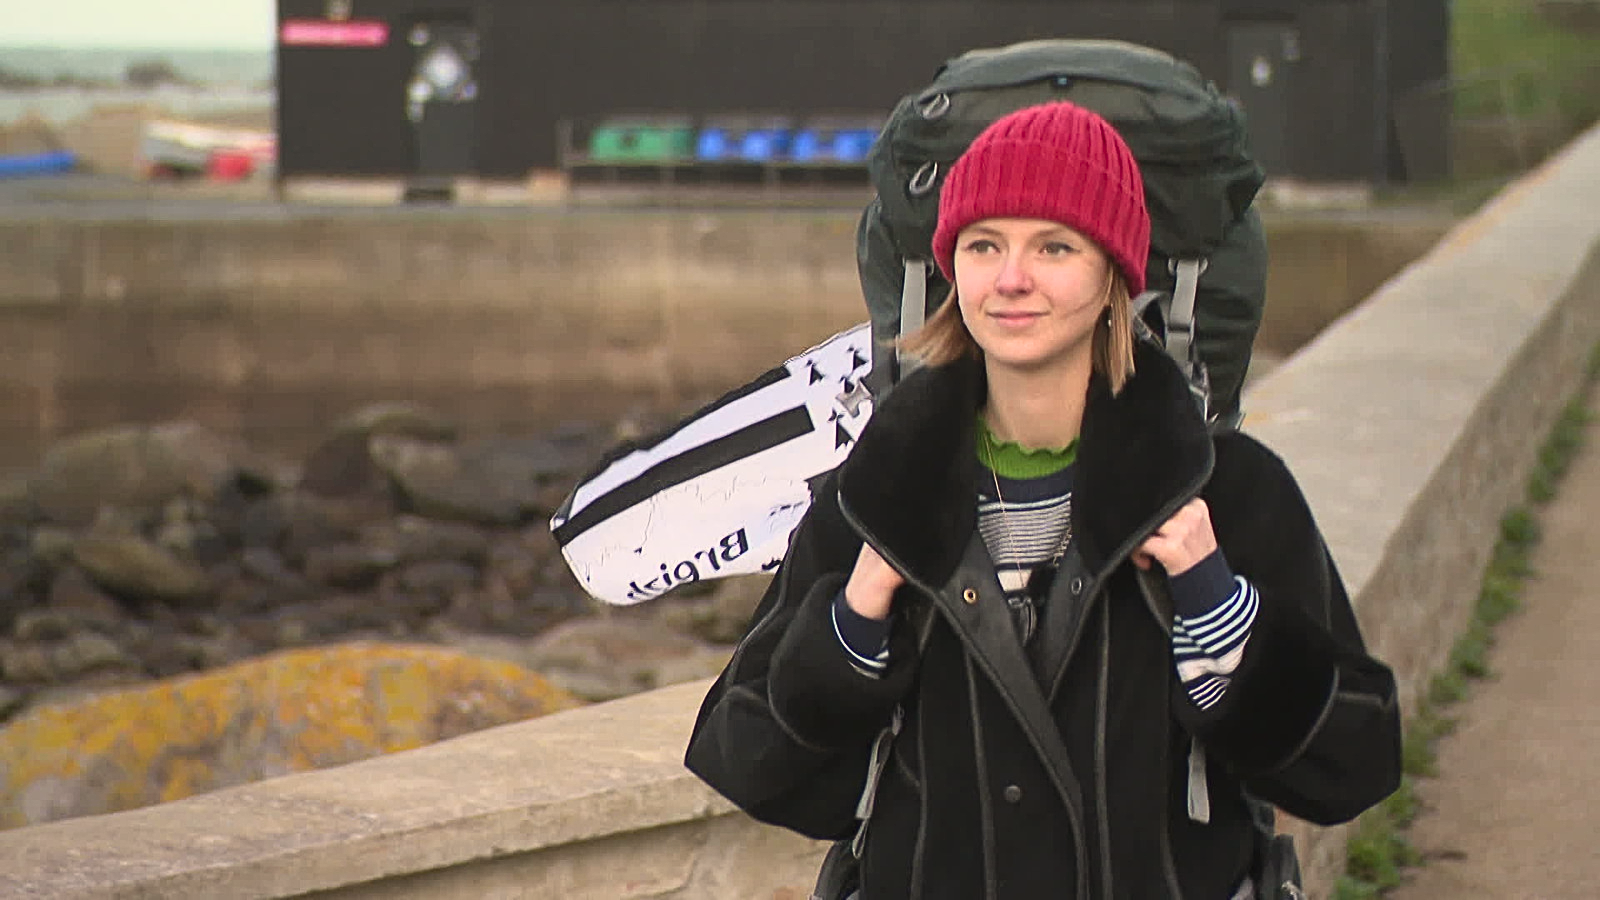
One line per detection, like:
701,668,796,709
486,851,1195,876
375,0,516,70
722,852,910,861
953,217,1112,376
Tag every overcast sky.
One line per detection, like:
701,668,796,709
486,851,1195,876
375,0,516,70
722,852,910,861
2,0,274,48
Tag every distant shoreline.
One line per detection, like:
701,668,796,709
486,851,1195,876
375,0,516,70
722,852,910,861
0,45,273,88
0,45,273,126
0,43,269,51
0,88,274,127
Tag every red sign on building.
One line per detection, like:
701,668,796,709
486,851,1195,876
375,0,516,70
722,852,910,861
280,19,390,47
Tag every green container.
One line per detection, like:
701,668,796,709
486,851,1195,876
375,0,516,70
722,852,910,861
588,123,693,162
587,126,633,161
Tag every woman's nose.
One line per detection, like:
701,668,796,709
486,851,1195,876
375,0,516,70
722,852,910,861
994,252,1033,294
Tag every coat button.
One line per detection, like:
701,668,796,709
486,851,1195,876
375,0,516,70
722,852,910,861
1003,784,1023,804
1069,576,1085,596
963,588,978,604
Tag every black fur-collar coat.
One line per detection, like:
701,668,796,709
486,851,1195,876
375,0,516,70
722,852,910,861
687,341,1401,900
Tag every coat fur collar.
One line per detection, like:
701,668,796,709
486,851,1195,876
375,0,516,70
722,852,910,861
837,339,1215,587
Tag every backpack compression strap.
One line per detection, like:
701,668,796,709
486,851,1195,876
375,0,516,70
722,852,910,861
897,259,928,376
1166,258,1205,382
1133,258,1216,425
1169,258,1211,422
850,704,904,858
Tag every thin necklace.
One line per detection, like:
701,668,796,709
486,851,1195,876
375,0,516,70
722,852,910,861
981,436,1074,602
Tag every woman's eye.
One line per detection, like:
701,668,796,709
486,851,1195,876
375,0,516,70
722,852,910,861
962,239,997,254
1041,242,1076,256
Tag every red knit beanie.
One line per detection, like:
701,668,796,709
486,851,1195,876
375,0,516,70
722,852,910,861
931,101,1150,295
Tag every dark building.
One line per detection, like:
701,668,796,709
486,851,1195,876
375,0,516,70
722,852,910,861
275,0,1449,185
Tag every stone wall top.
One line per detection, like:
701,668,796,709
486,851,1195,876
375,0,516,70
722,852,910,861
0,679,728,898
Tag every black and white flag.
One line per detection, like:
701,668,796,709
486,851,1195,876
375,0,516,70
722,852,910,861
550,324,874,605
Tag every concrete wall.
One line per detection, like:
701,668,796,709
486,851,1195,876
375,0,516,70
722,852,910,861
0,209,1447,475
0,210,864,473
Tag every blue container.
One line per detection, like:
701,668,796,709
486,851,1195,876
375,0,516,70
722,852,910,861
695,128,731,161
738,128,790,162
833,130,876,163
789,129,822,162
0,150,77,179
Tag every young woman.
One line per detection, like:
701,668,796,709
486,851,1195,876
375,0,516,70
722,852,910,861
686,102,1401,899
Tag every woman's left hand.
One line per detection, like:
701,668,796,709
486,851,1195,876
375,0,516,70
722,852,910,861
1132,498,1218,577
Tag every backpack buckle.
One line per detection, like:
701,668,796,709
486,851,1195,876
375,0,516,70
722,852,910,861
907,161,940,197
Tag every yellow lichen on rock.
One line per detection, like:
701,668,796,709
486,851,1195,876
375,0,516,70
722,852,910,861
0,642,584,829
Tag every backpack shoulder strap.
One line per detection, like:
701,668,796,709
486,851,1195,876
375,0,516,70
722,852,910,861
850,703,903,856
1166,258,1206,373
848,598,937,857
896,259,929,377
1142,258,1243,432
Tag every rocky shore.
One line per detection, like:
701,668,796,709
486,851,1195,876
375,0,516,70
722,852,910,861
0,404,766,726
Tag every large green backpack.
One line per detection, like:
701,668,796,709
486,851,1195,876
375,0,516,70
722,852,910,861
858,39,1268,428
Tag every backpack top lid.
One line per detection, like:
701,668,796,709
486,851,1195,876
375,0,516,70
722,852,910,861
931,39,1202,100
867,38,1265,262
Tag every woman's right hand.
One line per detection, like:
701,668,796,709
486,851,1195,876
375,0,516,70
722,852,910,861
844,544,905,620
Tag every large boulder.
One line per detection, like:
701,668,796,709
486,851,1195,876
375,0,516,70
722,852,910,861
28,423,246,527
296,402,456,507
72,534,213,606
369,435,585,526
0,642,584,828
294,430,398,523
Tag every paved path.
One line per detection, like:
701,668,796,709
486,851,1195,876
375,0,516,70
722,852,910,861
1389,390,1600,900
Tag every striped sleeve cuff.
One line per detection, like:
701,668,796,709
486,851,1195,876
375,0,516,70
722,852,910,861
1169,548,1237,618
1173,576,1259,710
832,588,891,677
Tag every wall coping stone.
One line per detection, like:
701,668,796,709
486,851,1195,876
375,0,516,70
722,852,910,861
0,680,731,898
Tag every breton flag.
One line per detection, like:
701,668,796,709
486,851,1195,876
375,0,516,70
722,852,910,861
550,324,874,605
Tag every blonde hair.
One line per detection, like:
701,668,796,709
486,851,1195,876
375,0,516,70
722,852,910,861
898,272,1137,395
